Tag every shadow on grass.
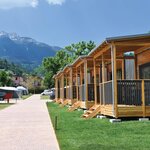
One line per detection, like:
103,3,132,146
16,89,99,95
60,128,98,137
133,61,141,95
0,103,14,105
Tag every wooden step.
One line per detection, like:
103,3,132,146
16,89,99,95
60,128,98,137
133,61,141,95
89,105,99,111
68,101,81,112
60,100,69,107
86,110,93,114
55,99,61,104
81,105,101,119
83,114,89,117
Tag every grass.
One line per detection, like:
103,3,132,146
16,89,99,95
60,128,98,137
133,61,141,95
21,94,32,100
40,95,49,100
47,102,150,150
0,103,13,110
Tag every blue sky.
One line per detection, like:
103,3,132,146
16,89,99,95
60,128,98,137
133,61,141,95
0,0,150,47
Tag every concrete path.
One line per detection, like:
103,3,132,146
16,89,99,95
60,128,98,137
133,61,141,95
0,94,60,150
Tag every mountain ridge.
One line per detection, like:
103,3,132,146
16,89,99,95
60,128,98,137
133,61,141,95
0,31,61,71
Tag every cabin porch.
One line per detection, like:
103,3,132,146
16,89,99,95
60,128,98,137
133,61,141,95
90,34,150,118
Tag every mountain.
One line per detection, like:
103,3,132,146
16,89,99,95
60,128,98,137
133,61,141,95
0,31,61,71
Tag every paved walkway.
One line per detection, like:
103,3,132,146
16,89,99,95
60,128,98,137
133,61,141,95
0,94,60,150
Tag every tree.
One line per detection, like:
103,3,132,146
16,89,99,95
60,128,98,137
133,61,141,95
64,40,96,60
42,49,71,88
0,71,13,86
41,41,96,88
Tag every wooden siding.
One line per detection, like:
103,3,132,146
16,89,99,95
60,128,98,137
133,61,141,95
80,101,95,109
118,106,143,117
101,105,113,116
145,106,150,116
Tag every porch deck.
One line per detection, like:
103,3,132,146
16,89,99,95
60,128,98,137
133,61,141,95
99,79,150,118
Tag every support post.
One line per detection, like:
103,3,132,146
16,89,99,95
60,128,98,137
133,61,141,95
99,64,102,105
60,77,62,99
61,74,64,101
84,60,88,108
122,59,125,80
76,68,79,101
94,59,97,105
102,54,105,105
99,67,101,83
142,80,146,117
80,66,83,101
111,43,118,118
65,76,68,99
70,68,73,101
55,78,58,100
134,54,137,79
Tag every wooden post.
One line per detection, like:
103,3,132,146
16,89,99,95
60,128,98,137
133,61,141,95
99,67,101,83
65,76,68,99
70,68,73,100
122,59,125,80
59,77,62,99
99,64,102,105
80,66,83,101
94,59,97,105
55,78,58,100
134,54,137,79
102,54,105,105
61,74,64,101
76,68,79,101
142,80,146,117
111,43,118,118
84,60,88,108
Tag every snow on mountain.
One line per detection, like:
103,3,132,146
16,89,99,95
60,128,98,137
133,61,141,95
0,31,61,71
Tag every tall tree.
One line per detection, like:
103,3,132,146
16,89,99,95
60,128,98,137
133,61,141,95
41,41,96,88
64,40,96,59
0,71,13,86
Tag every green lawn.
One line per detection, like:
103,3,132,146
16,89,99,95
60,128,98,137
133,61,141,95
21,94,32,100
47,102,150,150
0,103,13,110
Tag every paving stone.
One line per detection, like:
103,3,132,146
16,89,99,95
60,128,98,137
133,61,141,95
97,115,106,119
0,94,60,150
139,118,149,121
109,119,121,123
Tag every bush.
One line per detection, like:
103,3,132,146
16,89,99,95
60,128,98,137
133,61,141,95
28,87,45,94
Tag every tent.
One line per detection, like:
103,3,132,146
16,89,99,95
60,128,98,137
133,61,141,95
17,86,28,95
0,87,20,99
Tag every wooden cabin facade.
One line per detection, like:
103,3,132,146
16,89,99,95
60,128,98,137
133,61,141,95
54,33,150,118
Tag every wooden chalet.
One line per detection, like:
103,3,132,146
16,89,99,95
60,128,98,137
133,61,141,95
54,33,150,119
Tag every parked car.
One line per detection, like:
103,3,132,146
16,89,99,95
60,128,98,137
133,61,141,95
41,89,51,95
49,88,55,99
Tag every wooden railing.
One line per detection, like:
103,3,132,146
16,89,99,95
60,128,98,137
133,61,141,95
99,80,150,106
64,88,66,99
97,85,100,104
99,83,103,104
144,80,150,106
104,81,113,104
78,84,98,102
99,81,113,105
79,85,85,101
65,86,69,99
63,80,150,107
88,84,94,101
58,88,60,98
72,85,77,99
117,80,142,105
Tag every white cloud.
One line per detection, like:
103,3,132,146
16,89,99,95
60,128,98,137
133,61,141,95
0,0,67,9
0,0,38,9
46,0,65,5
